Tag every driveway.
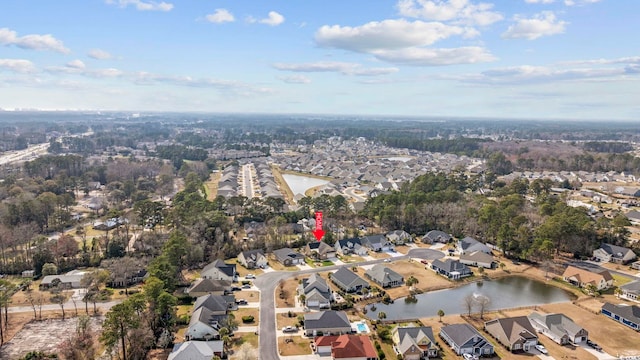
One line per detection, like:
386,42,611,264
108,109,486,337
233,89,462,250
578,344,618,360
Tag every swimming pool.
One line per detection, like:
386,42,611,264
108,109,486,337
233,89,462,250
356,322,368,333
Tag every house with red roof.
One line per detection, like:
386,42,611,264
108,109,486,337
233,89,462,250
314,334,379,360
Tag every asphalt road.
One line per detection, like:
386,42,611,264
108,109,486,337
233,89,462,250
253,247,444,360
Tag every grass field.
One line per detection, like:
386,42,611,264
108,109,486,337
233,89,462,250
276,278,299,308
203,171,221,200
278,336,313,356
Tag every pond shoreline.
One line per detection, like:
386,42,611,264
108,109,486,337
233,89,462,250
362,263,583,321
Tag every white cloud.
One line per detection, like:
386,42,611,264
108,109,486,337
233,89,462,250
132,72,274,96
525,0,555,3
0,28,70,53
560,56,640,66
0,59,36,73
272,61,399,76
106,0,173,12
397,0,503,26
88,49,113,60
66,60,86,70
315,19,475,52
502,11,567,40
278,75,311,84
206,9,235,24
260,11,285,26
564,0,601,6
373,46,496,66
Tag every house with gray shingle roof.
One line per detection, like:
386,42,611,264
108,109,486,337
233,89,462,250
601,302,640,331
168,341,224,360
273,247,305,266
528,312,588,344
330,268,370,293
459,251,495,269
186,278,231,297
457,237,492,255
362,234,394,252
386,230,411,245
303,310,351,336
392,326,439,359
300,273,332,309
620,280,640,303
201,259,236,282
431,258,472,280
335,238,368,256
422,230,451,244
593,243,637,264
238,249,267,269
365,264,403,288
439,323,494,357
304,241,337,260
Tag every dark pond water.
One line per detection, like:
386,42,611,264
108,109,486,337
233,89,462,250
366,276,574,321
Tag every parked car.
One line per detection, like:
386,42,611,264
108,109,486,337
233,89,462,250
241,284,252,289
236,299,248,305
245,274,256,279
282,326,297,333
535,344,548,354
231,286,241,291
462,354,478,360
420,259,429,264
384,258,391,262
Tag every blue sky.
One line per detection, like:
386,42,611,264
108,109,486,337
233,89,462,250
0,0,638,120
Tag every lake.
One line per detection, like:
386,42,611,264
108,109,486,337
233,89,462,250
282,173,330,197
366,276,574,321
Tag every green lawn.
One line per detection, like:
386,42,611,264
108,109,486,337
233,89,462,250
613,273,633,287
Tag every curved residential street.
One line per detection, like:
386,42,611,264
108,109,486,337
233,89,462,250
253,248,444,360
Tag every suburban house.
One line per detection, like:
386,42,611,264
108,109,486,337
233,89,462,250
386,230,411,245
439,323,494,357
168,341,224,360
459,251,495,269
299,273,332,309
186,278,231,297
593,243,637,264
335,238,368,256
423,230,452,244
201,259,237,282
365,264,404,288
562,265,614,291
314,334,378,359
620,280,640,302
601,302,640,331
305,241,337,260
430,258,472,280
40,273,85,290
304,310,352,336
186,306,227,341
193,294,236,314
457,237,492,255
330,267,370,293
237,249,268,269
392,326,439,359
484,316,538,352
273,247,305,266
362,234,394,252
528,312,589,344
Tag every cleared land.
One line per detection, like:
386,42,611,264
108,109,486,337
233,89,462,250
204,171,221,200
278,336,313,356
276,278,300,308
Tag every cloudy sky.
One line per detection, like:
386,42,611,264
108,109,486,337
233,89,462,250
1,0,638,120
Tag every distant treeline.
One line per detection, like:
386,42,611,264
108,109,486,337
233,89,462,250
382,135,489,156
155,145,208,162
583,141,633,153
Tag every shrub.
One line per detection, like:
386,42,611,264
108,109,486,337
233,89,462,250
242,315,255,323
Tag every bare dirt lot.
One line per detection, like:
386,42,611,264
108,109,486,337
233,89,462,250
0,315,103,359
380,260,453,299
276,278,300,308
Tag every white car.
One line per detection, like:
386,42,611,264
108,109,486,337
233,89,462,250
462,354,478,360
535,344,548,354
282,326,297,333
245,274,256,279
